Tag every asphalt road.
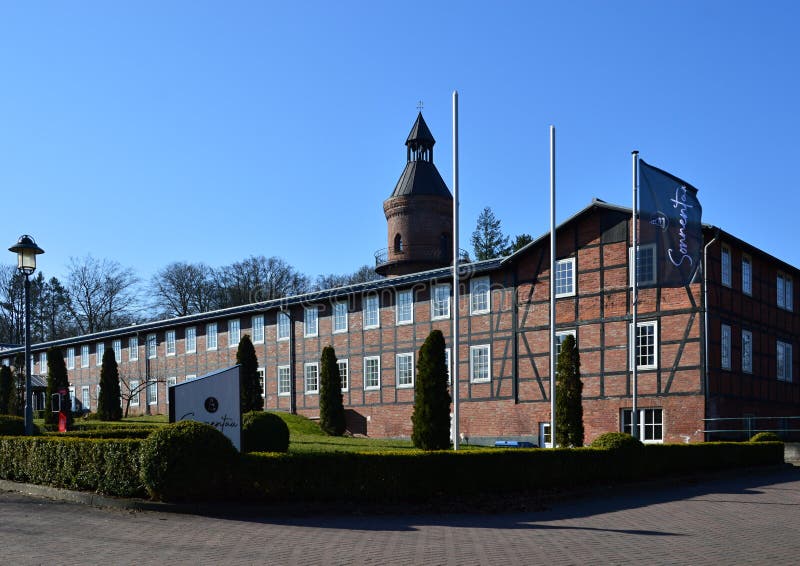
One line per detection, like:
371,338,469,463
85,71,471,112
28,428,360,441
1,466,799,565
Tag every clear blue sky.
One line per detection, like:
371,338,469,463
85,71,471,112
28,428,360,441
2,1,798,284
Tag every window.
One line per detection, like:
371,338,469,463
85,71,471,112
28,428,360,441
470,276,491,314
721,245,732,287
631,321,657,370
333,301,348,333
257,368,265,397
147,333,157,359
742,256,752,296
148,380,158,405
165,330,176,356
96,343,105,366
555,258,576,297
185,327,196,353
252,315,265,343
396,353,414,388
166,377,177,404
445,348,451,384
721,324,731,370
185,374,196,381
39,352,47,374
130,380,140,406
396,289,413,325
206,323,217,350
81,345,89,368
228,319,240,347
777,273,793,311
556,330,577,355
470,345,491,383
338,359,349,392
129,336,139,361
112,339,122,363
363,295,380,329
277,365,291,396
742,330,753,374
67,348,75,370
622,408,663,443
304,307,318,337
629,245,656,287
777,340,793,382
81,386,90,412
432,283,451,319
539,422,552,448
364,356,381,390
304,363,319,394
277,311,291,341
68,387,76,412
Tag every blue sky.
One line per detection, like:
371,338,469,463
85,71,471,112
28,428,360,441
1,1,798,284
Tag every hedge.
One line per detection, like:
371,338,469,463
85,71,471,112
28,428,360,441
46,428,155,440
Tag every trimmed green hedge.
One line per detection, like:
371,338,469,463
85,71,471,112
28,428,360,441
45,428,155,440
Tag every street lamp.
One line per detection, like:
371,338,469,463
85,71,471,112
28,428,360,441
9,235,44,436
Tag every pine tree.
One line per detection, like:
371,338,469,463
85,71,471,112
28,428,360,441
471,206,510,260
97,346,123,421
412,330,452,450
237,334,263,413
319,345,345,436
555,334,584,447
0,364,15,414
45,347,73,428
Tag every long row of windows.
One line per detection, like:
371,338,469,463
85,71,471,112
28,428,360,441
721,244,794,311
720,323,793,381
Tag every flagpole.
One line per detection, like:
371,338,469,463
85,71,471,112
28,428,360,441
452,90,460,451
631,150,639,439
549,125,556,448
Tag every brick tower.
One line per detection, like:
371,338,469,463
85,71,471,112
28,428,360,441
375,113,453,277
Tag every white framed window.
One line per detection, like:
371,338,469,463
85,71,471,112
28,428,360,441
721,324,731,370
777,340,793,382
629,244,656,287
206,323,218,350
68,386,76,411
166,376,177,404
165,330,176,356
396,289,413,325
742,255,752,296
185,327,196,353
363,295,380,329
257,368,265,398
777,273,793,311
148,380,158,405
252,315,265,344
81,345,89,368
364,356,381,390
338,359,349,392
304,307,318,337
470,345,491,383
432,283,451,319
539,422,552,448
147,333,157,359
277,311,291,341
277,365,291,396
555,257,576,297
67,348,75,370
470,276,491,314
396,353,414,389
304,362,319,394
721,245,732,287
333,301,348,333
129,336,139,361
622,408,663,443
96,342,105,366
185,374,196,381
112,339,121,363
556,329,577,355
228,319,240,347
130,380,140,406
630,321,658,370
742,329,753,374
81,386,90,412
39,352,47,374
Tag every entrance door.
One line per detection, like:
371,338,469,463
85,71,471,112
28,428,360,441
539,422,552,448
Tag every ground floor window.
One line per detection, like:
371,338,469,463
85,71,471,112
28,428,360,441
622,408,663,443
539,422,552,448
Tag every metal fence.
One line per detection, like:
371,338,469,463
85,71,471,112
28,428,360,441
702,416,800,441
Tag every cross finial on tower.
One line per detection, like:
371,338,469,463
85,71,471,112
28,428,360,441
417,100,424,112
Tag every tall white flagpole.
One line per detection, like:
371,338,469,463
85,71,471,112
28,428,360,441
549,125,556,448
452,90,460,451
631,150,639,439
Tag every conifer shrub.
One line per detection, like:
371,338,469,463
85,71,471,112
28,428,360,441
45,347,73,429
139,421,237,501
412,330,452,450
0,365,16,415
241,411,290,453
319,346,345,436
749,431,782,443
237,334,263,414
555,334,584,447
97,346,123,421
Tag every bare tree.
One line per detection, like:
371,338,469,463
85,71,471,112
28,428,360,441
118,370,167,418
313,264,383,291
215,255,309,307
0,264,25,344
149,261,216,318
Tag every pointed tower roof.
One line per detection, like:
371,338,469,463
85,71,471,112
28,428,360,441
389,113,451,199
405,112,435,148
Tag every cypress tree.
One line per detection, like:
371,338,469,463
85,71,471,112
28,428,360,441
97,346,123,421
555,334,584,447
412,330,452,450
0,365,15,414
237,334,263,413
319,345,345,436
45,347,73,428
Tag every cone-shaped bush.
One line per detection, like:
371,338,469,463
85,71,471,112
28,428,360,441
319,345,346,436
412,330,451,450
0,365,15,415
237,334,263,414
45,347,73,429
555,334,583,447
97,346,123,421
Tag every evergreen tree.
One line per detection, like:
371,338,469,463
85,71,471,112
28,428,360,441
555,334,584,447
509,233,533,254
45,347,73,428
237,334,263,413
97,346,123,421
0,364,15,414
319,345,346,436
412,330,452,450
471,206,510,260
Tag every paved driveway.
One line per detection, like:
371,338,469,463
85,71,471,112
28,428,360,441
2,466,799,565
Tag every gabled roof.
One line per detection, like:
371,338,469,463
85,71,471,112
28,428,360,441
406,112,435,147
390,160,452,198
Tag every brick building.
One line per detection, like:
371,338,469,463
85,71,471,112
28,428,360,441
4,114,799,444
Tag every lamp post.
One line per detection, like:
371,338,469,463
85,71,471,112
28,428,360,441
9,235,45,436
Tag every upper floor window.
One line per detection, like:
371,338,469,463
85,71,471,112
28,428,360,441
631,321,658,370
629,245,656,287
555,257,576,297
67,348,75,370
206,323,217,351
304,307,318,337
363,295,380,329
777,273,793,311
228,319,240,347
165,330,176,356
396,353,414,389
112,339,121,363
470,276,491,314
252,315,265,344
185,327,196,354
96,342,105,366
364,356,381,390
129,336,139,361
304,362,319,394
396,289,413,325
81,344,89,368
777,340,793,382
470,345,491,383
333,301,348,333
721,324,731,370
338,359,349,392
742,255,752,296
742,329,753,374
147,333,157,358
277,311,291,341
39,352,47,373
721,245,732,287
432,283,451,320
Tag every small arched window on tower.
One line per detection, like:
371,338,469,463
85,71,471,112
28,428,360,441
394,233,404,254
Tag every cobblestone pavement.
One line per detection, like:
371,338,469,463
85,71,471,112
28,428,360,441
2,466,799,565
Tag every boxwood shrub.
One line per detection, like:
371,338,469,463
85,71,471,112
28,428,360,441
0,415,26,436
750,431,782,443
241,411,290,453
